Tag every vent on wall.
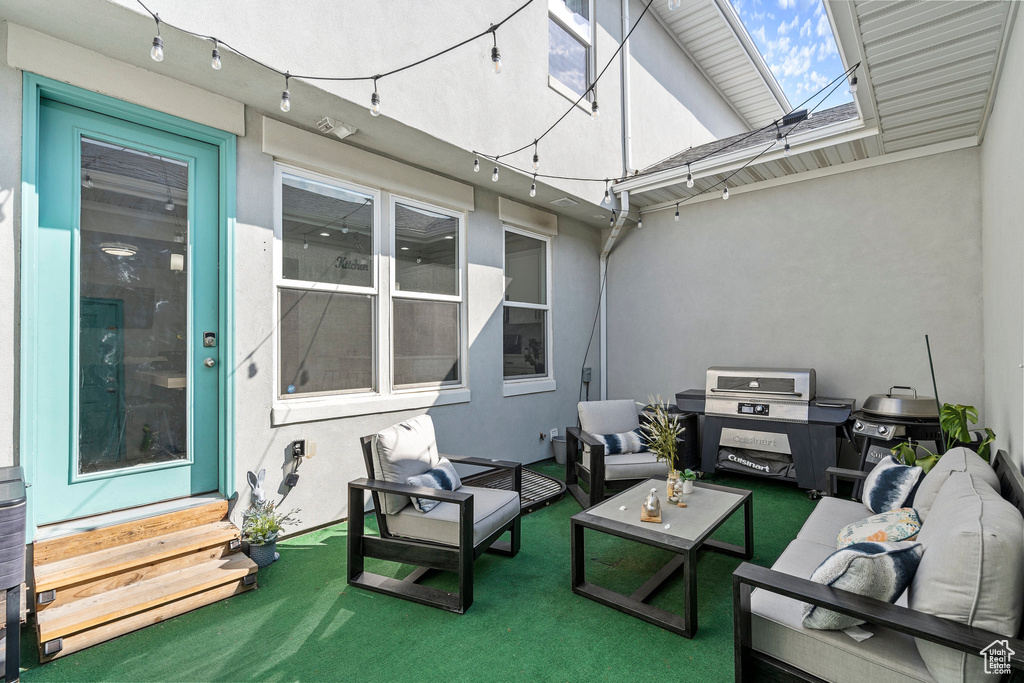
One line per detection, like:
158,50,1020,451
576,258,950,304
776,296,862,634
549,197,579,207
316,117,358,141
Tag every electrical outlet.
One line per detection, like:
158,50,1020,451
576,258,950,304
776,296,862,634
285,472,300,487
292,439,306,458
550,428,558,440
582,367,592,383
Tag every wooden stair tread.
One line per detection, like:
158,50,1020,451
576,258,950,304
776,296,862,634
34,521,240,592
33,499,229,565
37,552,257,642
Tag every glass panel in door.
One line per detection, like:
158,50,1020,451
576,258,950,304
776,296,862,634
78,138,190,474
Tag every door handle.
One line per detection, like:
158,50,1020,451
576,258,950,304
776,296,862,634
204,358,216,368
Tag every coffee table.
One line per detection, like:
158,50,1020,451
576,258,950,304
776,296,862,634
570,478,752,637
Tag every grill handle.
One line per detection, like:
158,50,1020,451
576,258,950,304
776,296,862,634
888,385,918,398
708,388,803,397
814,402,847,408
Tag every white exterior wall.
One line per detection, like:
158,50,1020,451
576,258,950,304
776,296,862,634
981,18,1024,466
0,22,21,468
606,149,986,425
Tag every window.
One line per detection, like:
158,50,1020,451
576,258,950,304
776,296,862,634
274,165,466,410
549,0,593,98
503,228,552,386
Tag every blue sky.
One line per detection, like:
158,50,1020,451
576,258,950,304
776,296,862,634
730,0,852,112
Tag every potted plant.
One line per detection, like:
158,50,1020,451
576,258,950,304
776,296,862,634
242,500,300,568
891,403,995,472
679,468,698,495
640,396,683,500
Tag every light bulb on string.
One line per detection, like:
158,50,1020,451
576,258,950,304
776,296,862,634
491,30,502,74
668,0,681,8
473,157,480,173
210,39,222,70
722,186,730,200
637,216,643,229
609,210,616,227
591,99,600,119
150,15,164,62
603,181,611,204
165,199,175,212
686,165,694,188
82,174,93,189
849,75,858,93
370,79,381,117
530,175,537,198
492,165,499,182
674,204,680,222
783,137,791,156
532,146,540,172
280,73,291,112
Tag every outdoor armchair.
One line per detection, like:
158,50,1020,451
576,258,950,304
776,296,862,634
348,415,521,614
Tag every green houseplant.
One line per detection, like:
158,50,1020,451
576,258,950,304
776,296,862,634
242,500,300,568
640,397,683,499
891,403,995,472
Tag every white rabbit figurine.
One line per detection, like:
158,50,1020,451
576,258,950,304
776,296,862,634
247,468,266,505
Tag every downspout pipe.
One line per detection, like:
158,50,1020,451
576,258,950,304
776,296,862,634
620,0,633,177
600,190,629,400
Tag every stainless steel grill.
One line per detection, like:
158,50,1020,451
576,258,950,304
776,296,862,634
705,367,815,423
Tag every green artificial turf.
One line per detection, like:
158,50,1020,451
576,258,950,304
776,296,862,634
17,463,816,682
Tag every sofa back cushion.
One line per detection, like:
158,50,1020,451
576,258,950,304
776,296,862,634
913,447,1000,520
910,471,1024,682
578,400,640,435
371,415,441,515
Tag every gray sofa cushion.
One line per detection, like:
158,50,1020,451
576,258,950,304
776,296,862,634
913,447,1000,520
386,485,520,547
910,471,1024,683
582,450,668,481
578,399,640,435
796,496,869,547
752,538,935,682
371,415,441,515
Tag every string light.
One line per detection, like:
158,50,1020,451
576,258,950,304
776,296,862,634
150,14,163,62
783,137,791,156
473,157,480,173
668,0,681,8
722,186,729,200
609,210,616,227
370,78,381,117
490,30,502,74
210,38,221,70
849,75,858,93
492,165,499,182
637,215,643,229
686,164,694,188
532,142,540,171
280,73,291,112
603,181,611,204
591,98,600,119
82,174,93,189
530,174,537,197
303,236,309,249
674,203,679,222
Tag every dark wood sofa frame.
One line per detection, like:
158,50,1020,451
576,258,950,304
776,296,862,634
733,449,1024,682
348,436,522,614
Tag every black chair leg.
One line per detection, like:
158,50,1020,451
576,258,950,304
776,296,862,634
5,585,19,683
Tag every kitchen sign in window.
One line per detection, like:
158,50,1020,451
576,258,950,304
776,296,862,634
274,164,466,408
503,228,552,384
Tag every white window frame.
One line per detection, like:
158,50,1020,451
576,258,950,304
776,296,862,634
389,193,468,394
502,225,555,397
271,163,470,423
548,0,596,106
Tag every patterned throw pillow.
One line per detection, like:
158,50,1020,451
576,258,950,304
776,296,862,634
802,541,924,630
406,458,462,513
837,508,921,549
863,455,924,513
592,428,648,455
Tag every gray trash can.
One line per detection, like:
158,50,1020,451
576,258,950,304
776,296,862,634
0,466,26,683
551,435,566,465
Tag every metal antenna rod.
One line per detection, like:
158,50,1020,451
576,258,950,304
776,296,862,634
925,334,947,452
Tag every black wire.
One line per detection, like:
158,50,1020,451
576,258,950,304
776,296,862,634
579,263,609,405
136,0,535,83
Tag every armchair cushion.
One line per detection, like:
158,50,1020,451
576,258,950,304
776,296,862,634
796,496,872,547
910,471,1024,682
863,456,924,513
582,450,669,481
578,400,640,435
387,485,520,547
372,415,441,515
802,541,923,631
913,447,1000,520
406,458,462,513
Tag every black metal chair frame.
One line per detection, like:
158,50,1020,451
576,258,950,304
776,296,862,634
348,436,522,614
733,449,1024,682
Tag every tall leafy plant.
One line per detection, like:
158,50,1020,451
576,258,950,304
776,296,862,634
640,396,682,472
891,403,995,471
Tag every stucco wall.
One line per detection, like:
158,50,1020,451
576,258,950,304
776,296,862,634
981,17,1024,466
0,22,21,468
234,112,603,532
606,148,986,423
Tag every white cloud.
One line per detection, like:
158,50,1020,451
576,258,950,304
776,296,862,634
778,16,800,34
816,39,837,61
751,24,767,44
793,70,830,98
778,0,795,9
814,1,823,17
800,19,811,38
816,13,831,37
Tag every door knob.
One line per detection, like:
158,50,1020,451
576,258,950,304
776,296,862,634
204,358,216,368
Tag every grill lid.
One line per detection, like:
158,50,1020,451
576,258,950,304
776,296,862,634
861,386,939,419
706,367,815,400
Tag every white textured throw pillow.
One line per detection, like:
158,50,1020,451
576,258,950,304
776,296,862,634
862,456,924,514
802,541,924,630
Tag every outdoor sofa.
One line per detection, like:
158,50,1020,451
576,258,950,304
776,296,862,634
733,447,1024,682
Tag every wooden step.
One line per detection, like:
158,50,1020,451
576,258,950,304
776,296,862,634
33,499,229,565
34,521,241,595
40,579,255,663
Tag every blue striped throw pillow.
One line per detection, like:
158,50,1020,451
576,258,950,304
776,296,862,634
406,457,462,513
863,455,924,513
592,428,649,455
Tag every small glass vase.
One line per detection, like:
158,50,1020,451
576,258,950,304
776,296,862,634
667,470,682,503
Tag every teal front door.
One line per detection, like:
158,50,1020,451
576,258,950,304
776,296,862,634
34,97,221,524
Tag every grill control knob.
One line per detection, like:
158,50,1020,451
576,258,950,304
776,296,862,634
877,425,888,435
855,422,863,430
